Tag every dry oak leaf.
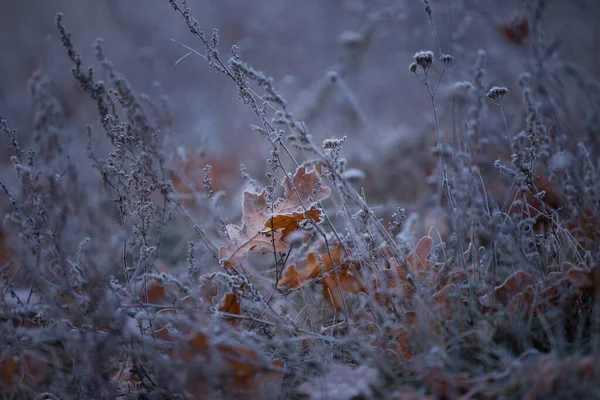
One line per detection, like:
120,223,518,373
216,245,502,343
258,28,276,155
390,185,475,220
385,324,414,360
220,189,287,267
140,280,167,304
220,166,330,268
261,165,331,240
276,166,331,214
110,358,141,392
177,332,285,399
493,270,537,307
265,206,322,238
431,283,459,319
278,245,346,291
219,292,241,315
277,243,365,312
277,264,303,290
322,259,365,312
376,236,442,299
568,263,600,295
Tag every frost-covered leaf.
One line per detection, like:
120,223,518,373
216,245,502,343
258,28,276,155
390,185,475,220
220,166,330,268
264,206,322,238
219,189,287,267
376,235,441,298
277,166,331,214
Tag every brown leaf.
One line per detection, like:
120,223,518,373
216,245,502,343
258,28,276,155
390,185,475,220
179,331,284,398
278,166,331,214
276,243,365,312
253,359,285,399
0,350,51,392
386,326,413,359
278,264,302,290
431,283,458,318
265,207,322,239
140,281,167,304
0,225,12,268
219,292,241,325
277,245,344,291
500,15,530,45
407,236,434,271
220,166,330,268
110,358,141,392
568,265,600,294
219,189,287,267
0,354,20,386
493,270,537,306
522,356,598,400
376,236,441,298
322,261,365,312
568,208,597,248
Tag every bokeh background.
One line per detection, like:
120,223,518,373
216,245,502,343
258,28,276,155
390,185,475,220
1,0,599,212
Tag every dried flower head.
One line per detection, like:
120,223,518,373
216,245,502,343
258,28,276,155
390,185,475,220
413,50,434,69
487,85,508,101
441,54,454,64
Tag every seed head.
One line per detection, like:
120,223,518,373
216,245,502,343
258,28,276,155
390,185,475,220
441,54,454,64
487,86,508,102
413,50,434,69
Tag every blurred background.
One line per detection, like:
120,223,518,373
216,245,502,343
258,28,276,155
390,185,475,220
1,0,599,209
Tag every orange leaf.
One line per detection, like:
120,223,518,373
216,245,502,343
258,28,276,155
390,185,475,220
322,261,365,312
220,166,330,268
277,245,344,291
265,207,322,238
278,264,302,290
219,292,241,324
140,281,167,304
219,189,287,267
276,243,364,312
